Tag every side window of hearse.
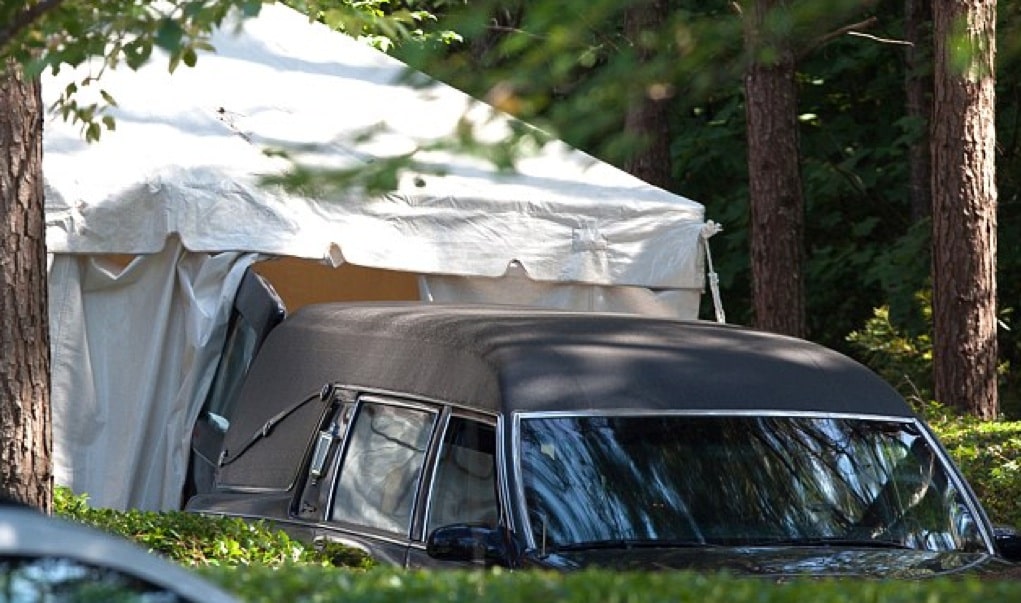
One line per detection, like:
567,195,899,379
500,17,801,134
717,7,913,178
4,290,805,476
331,401,437,535
426,417,498,535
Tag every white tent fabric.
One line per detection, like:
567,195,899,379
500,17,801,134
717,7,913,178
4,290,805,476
420,264,701,318
43,3,707,290
43,3,716,510
48,240,257,510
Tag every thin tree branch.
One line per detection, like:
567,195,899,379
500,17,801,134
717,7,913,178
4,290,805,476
798,16,878,61
0,0,66,55
847,31,913,47
485,24,542,40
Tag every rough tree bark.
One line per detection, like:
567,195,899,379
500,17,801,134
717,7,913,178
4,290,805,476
623,0,673,190
931,0,998,418
0,58,52,511
743,0,807,338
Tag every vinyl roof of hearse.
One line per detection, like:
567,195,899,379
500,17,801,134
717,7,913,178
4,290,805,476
228,302,913,426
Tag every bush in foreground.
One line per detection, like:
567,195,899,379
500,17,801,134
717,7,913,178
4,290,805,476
196,565,1021,603
54,487,372,569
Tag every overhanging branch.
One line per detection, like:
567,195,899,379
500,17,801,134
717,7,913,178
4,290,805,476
0,0,67,57
797,16,880,61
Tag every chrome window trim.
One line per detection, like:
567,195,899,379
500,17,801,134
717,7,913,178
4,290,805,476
305,517,418,548
419,410,451,542
495,413,513,534
318,400,358,521
358,394,442,415
515,409,917,421
510,410,995,553
419,410,501,541
211,484,289,494
329,383,491,416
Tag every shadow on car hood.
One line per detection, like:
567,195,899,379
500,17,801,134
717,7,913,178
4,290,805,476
530,546,1016,579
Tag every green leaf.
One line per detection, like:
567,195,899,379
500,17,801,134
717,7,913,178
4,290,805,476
86,122,102,142
182,47,198,68
99,90,117,107
241,0,263,17
155,18,185,52
123,40,153,70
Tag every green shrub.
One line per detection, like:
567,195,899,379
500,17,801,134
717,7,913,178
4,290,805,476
196,565,1021,603
847,301,933,408
929,415,1021,530
847,296,1019,419
54,487,372,569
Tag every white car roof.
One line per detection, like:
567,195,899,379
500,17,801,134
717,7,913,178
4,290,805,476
0,504,238,603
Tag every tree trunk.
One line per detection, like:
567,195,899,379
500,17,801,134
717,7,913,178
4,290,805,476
0,58,52,511
743,0,806,338
623,0,673,190
931,0,998,419
904,0,932,221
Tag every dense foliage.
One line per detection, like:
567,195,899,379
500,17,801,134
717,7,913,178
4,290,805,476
54,487,372,569
930,415,1021,531
196,565,1021,603
389,0,1021,417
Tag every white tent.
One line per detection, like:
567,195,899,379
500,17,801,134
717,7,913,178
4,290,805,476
43,3,720,510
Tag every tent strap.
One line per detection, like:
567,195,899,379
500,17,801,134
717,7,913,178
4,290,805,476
701,221,726,324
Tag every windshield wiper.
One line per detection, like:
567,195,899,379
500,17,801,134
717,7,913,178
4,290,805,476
551,539,720,554
742,537,912,550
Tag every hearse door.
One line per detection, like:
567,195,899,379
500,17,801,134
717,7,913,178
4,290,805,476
185,268,286,502
406,413,501,569
314,396,442,568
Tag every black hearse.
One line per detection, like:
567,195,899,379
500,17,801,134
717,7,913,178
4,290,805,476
185,301,1021,577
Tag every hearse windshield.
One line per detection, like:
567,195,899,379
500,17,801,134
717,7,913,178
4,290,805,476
518,415,987,555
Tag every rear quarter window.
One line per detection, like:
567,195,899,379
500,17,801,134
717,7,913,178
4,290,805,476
330,401,438,535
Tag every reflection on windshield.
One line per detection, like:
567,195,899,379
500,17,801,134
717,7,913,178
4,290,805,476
519,415,984,554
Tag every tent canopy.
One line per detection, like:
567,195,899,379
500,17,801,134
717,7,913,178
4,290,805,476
44,2,708,291
42,3,718,511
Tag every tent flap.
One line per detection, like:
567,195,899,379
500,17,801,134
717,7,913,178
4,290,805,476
49,239,259,510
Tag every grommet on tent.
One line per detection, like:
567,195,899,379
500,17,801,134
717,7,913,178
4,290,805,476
700,221,726,324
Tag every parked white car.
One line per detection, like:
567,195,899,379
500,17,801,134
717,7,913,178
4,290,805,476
0,501,238,602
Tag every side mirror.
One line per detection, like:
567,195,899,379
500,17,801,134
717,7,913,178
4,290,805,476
426,524,509,565
994,526,1021,562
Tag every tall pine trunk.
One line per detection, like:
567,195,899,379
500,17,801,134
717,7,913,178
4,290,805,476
623,0,673,190
0,58,52,511
931,1,998,419
743,0,806,338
